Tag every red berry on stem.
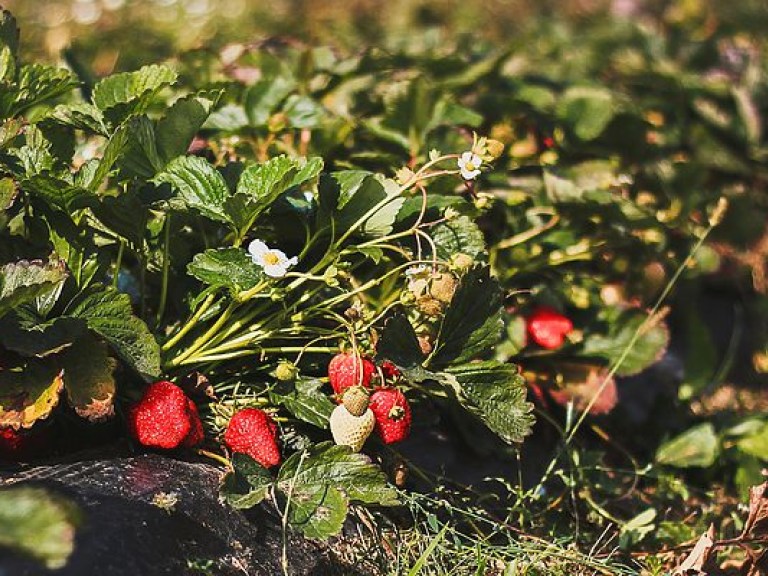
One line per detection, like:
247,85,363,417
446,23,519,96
0,426,28,458
328,352,376,397
380,361,401,381
527,307,573,350
128,381,204,449
224,408,281,468
369,388,412,444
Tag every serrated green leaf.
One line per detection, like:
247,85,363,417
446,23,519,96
18,173,94,211
428,266,503,368
90,190,147,248
66,286,160,380
431,216,487,262
444,361,534,444
156,93,216,163
0,360,64,429
221,453,274,509
320,172,403,239
273,378,334,429
656,423,719,468
0,487,79,570
0,9,19,58
283,94,324,129
581,310,670,376
203,104,248,132
278,442,398,507
6,64,77,117
92,64,177,125
226,155,322,238
0,260,68,320
50,102,106,134
84,124,130,190
119,115,164,178
187,247,264,293
0,176,17,209
62,334,116,422
0,313,85,358
376,312,426,371
285,483,348,539
155,155,231,224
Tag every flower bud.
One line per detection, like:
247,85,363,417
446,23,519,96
275,361,298,382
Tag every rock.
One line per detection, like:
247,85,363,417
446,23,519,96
0,453,352,575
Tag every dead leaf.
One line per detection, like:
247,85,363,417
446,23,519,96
674,524,716,575
743,480,768,539
739,549,768,576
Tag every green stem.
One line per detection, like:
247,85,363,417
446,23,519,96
155,213,171,326
169,300,240,366
179,345,339,366
112,239,125,289
161,293,216,352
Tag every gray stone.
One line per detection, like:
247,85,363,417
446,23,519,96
0,454,352,576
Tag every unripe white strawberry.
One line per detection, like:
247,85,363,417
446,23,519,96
329,404,374,452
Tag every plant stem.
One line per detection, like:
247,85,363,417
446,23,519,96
113,239,125,289
155,213,171,327
178,346,338,366
161,293,217,352
169,300,240,366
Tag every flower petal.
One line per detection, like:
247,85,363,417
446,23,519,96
248,239,269,258
263,264,288,278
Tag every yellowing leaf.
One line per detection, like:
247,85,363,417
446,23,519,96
63,335,117,422
0,361,63,429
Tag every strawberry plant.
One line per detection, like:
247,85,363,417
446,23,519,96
4,3,768,571
0,7,538,539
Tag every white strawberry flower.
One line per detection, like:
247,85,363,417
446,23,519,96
248,240,298,278
457,151,482,180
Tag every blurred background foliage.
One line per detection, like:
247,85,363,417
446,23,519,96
5,0,768,73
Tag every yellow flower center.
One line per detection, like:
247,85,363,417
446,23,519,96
263,252,280,266
465,161,476,171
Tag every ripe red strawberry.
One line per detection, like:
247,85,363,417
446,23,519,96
223,408,281,468
526,307,573,350
328,352,376,397
369,388,411,444
183,400,205,447
128,381,204,450
380,361,401,381
0,426,28,458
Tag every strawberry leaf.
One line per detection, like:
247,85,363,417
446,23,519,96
221,453,274,509
92,64,177,126
282,483,348,540
225,155,322,239
155,155,231,224
444,361,534,444
431,215,487,262
187,248,264,294
428,265,504,368
270,442,397,538
0,260,68,321
66,286,160,380
61,334,117,422
581,309,670,376
0,359,64,429
271,378,334,429
655,423,719,469
376,312,426,371
277,442,398,507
